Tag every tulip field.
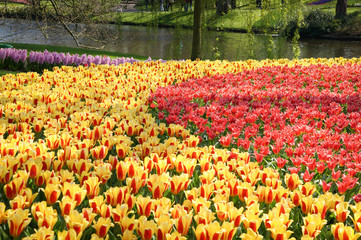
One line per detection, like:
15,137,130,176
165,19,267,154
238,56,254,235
0,54,361,240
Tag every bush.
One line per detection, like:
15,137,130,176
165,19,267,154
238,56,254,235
283,10,339,38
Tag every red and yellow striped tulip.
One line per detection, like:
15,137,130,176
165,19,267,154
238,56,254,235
93,217,113,238
137,216,157,240
7,209,32,237
175,211,193,236
58,229,82,240
332,223,361,240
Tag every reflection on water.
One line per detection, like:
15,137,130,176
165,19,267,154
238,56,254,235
1,19,361,60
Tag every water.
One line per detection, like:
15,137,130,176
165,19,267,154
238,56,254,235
1,18,360,60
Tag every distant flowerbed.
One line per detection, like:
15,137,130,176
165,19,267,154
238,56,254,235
0,48,141,73
0,56,361,240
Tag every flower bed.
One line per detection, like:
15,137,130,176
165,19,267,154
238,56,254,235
0,48,140,73
0,58,360,240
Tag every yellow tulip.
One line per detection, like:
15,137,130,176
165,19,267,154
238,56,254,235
194,206,216,225
155,215,175,240
65,210,89,236
332,223,361,240
84,176,101,199
7,209,32,237
59,196,77,216
331,202,350,222
166,231,187,240
93,217,113,238
284,173,302,191
23,227,54,240
61,181,87,206
46,134,60,150
269,224,295,240
136,216,157,240
136,195,154,217
240,228,263,240
175,210,193,236
241,203,263,232
42,183,61,205
58,229,82,240
119,229,137,240
302,214,327,238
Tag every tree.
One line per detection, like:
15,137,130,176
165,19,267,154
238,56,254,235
1,0,122,48
216,0,229,15
335,0,347,18
191,0,202,60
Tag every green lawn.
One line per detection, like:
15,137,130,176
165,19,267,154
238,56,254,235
95,0,361,33
0,69,20,76
2,0,360,34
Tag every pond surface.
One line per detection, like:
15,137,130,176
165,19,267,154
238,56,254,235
1,18,360,61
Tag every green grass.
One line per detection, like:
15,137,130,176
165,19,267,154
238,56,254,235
0,69,20,76
7,43,148,61
95,0,361,33
2,0,360,34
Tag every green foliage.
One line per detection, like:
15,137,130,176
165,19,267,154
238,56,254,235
284,9,339,38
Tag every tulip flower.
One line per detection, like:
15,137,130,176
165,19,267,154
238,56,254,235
285,173,301,191
199,183,215,200
119,229,137,240
91,146,108,160
23,227,54,240
302,214,327,238
351,211,361,232
192,197,212,214
116,160,129,181
175,211,193,235
65,210,89,235
240,228,263,240
59,196,77,216
12,191,32,209
331,202,350,222
42,183,61,205
93,217,113,238
331,223,361,240
311,198,327,219
36,206,58,230
170,174,191,195
84,176,101,199
300,182,316,197
237,182,255,202
136,196,154,217
7,209,32,237
166,231,187,240
269,224,296,240
241,204,263,232
58,229,82,240
194,206,216,225
4,175,28,199
155,215,175,240
147,173,170,199
61,182,87,206
46,134,60,150
137,216,157,240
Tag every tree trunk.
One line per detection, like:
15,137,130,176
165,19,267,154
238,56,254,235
216,0,229,15
336,0,347,18
191,0,202,60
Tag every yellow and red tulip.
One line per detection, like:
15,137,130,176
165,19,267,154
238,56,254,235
93,217,113,238
7,209,32,237
331,223,361,240
175,210,193,236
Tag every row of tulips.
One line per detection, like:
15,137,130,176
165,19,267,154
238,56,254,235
149,60,361,199
0,58,361,240
0,47,141,73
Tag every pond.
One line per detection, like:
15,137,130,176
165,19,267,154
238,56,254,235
1,18,360,61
